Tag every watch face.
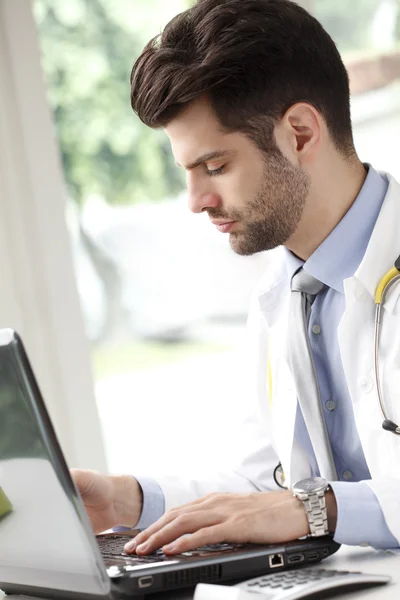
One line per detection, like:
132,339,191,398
293,477,328,494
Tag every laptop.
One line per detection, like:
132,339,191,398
0,328,340,599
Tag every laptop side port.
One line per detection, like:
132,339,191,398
138,575,154,589
307,552,319,561
288,553,305,564
269,553,284,568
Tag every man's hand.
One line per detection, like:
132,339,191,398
124,489,333,556
71,469,143,534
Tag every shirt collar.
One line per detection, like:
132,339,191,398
284,164,388,294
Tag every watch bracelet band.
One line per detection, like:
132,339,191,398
295,489,329,537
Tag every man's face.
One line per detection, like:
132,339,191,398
165,96,310,255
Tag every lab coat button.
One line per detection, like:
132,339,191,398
312,324,321,335
358,376,373,393
325,400,336,411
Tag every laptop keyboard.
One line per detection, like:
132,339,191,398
97,534,250,566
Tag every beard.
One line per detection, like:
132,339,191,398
209,149,310,256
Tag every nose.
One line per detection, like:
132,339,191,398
186,173,221,214
188,192,221,214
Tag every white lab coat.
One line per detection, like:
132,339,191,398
155,172,400,545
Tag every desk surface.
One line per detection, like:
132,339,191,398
6,545,400,600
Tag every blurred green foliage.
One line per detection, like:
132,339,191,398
34,0,189,206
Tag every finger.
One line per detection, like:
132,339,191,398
162,524,226,555
125,510,179,552
124,513,181,552
135,512,220,555
125,501,217,553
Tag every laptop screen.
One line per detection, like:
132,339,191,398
0,329,110,597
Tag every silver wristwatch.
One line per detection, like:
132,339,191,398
292,477,330,537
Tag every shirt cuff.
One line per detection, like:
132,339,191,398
112,476,165,532
134,475,165,529
330,480,399,549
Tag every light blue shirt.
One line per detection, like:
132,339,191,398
133,164,398,548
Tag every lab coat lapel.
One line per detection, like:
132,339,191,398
338,173,400,474
257,252,311,487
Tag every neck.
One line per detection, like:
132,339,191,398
285,155,367,261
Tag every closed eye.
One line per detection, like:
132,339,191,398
206,166,225,177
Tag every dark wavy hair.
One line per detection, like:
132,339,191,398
130,0,354,156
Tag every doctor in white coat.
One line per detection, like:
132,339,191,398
72,0,400,555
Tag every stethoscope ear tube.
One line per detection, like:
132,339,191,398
375,255,400,435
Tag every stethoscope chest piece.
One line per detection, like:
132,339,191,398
382,419,400,435
273,463,288,489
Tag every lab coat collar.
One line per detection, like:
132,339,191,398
257,248,289,328
352,173,400,314
258,172,400,326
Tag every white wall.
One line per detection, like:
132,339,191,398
0,0,106,471
352,81,400,180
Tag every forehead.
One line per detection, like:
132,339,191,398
164,96,247,164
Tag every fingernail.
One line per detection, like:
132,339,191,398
124,540,137,552
163,543,177,553
136,543,149,554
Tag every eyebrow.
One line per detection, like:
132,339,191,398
176,150,235,170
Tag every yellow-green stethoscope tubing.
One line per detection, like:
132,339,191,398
374,267,400,304
266,259,400,434
374,264,400,434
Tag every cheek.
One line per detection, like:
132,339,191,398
223,168,261,207
209,173,240,206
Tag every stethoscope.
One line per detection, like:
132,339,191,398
274,253,400,488
374,254,400,434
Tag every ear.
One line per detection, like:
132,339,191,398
275,103,322,164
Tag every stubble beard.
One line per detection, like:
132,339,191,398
228,152,310,256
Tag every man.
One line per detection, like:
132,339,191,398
72,0,400,556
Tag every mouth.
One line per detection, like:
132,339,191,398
211,220,237,233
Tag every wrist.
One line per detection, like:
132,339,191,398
287,491,310,538
111,475,143,527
